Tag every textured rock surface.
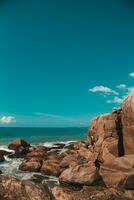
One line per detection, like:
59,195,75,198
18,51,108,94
41,160,63,177
87,110,122,162
100,155,134,189
122,91,134,154
52,186,131,200
0,176,54,200
19,158,43,172
59,162,99,186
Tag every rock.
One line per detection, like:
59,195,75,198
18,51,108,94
60,150,86,168
0,175,54,200
122,91,134,154
47,152,62,162
78,147,92,161
8,138,30,150
68,141,87,150
87,109,124,162
26,150,47,159
52,186,131,200
47,143,65,151
100,155,134,189
19,158,43,172
41,160,63,177
8,139,30,158
0,150,6,162
59,162,100,186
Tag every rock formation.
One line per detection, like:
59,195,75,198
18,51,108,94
0,91,134,199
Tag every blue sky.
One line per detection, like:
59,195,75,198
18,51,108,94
0,0,134,127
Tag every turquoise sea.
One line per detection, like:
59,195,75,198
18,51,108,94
0,127,88,145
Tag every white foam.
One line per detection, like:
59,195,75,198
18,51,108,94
0,145,14,153
41,140,76,148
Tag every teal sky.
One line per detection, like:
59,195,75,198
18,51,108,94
0,0,134,127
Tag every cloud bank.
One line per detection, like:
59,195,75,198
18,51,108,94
0,116,16,124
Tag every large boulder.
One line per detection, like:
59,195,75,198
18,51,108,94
122,91,134,154
0,175,54,200
100,155,134,189
87,108,124,162
52,186,131,200
59,162,100,186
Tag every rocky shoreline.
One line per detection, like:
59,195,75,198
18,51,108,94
0,91,134,199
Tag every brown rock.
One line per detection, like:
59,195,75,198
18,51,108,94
122,91,134,154
8,138,30,150
8,139,30,158
68,141,87,150
60,150,86,168
19,158,43,172
59,162,100,186
52,186,131,200
100,155,134,189
78,147,92,161
87,109,123,162
0,175,54,200
47,152,62,162
26,150,47,159
41,160,63,177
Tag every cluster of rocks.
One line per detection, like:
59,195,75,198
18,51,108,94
0,91,134,199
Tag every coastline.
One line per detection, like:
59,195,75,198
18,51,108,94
0,92,134,199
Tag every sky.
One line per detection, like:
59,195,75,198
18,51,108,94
0,0,134,127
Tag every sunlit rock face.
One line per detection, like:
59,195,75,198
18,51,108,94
122,91,134,154
87,109,122,162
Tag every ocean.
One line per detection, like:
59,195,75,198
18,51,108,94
0,127,88,145
0,127,88,180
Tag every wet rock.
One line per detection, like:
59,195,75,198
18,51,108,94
8,139,30,158
8,139,30,150
52,186,131,200
19,158,43,172
100,155,134,189
122,91,134,154
59,162,100,186
0,175,54,200
48,143,65,151
0,150,6,162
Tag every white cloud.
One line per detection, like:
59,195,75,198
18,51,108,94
129,72,134,77
89,86,118,95
107,96,123,104
117,84,127,89
0,116,16,124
